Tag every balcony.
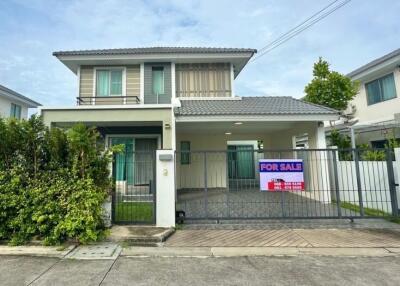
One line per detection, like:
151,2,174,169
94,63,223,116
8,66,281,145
77,96,140,106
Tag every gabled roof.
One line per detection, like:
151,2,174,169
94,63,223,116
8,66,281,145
53,47,257,56
52,46,257,77
0,84,41,107
347,48,400,78
175,96,338,117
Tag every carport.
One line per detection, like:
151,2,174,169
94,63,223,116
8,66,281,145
173,97,341,220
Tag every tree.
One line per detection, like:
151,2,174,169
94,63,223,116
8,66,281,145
304,57,359,110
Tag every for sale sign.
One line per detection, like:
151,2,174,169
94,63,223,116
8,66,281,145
259,159,305,191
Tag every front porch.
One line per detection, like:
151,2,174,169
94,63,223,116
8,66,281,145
41,106,174,225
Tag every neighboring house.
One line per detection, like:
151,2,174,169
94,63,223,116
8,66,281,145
330,48,400,147
0,84,41,119
41,47,339,225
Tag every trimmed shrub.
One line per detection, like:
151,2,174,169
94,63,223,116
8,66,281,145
0,116,114,245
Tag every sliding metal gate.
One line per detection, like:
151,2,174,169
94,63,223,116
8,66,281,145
112,150,156,224
176,148,399,220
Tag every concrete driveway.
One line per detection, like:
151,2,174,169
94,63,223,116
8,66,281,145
177,188,357,219
2,255,400,286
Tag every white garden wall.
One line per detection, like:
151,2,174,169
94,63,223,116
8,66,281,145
330,148,400,214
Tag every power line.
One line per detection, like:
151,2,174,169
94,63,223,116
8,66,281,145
251,0,351,62
257,0,340,55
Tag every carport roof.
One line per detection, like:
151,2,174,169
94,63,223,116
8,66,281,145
174,97,339,116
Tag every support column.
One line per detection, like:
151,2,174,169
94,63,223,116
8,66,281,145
316,123,327,149
350,127,356,148
392,148,400,215
316,123,331,203
156,150,176,227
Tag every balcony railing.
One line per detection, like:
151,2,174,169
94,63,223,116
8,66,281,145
77,96,140,106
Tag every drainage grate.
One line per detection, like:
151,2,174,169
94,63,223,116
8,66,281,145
65,243,121,260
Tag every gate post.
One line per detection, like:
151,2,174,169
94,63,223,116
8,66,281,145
331,149,342,218
386,148,399,216
354,149,364,217
156,150,176,227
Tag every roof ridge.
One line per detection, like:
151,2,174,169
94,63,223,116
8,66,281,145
243,96,293,98
53,46,257,56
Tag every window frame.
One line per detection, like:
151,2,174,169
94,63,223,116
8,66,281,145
93,67,126,98
365,72,397,106
10,103,22,119
180,141,191,165
152,66,165,96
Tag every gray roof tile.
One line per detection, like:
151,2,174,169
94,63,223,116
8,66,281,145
53,47,257,56
174,97,338,116
347,48,400,78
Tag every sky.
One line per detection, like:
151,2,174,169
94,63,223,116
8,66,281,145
0,0,399,109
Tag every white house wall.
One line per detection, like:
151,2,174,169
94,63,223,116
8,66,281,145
0,96,29,119
351,68,400,124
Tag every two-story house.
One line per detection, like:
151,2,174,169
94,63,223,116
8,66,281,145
0,84,41,119
335,48,400,147
41,47,339,224
41,47,337,150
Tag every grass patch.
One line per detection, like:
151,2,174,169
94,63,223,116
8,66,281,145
339,201,399,224
115,202,154,223
174,223,184,230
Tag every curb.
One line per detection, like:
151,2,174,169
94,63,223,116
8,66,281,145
121,246,400,258
0,245,76,258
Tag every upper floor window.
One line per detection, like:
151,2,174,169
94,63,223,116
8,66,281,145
365,73,397,105
10,103,21,119
96,69,123,97
175,63,232,98
152,67,164,96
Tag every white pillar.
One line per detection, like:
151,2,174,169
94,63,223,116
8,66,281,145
350,127,356,148
316,123,331,203
156,150,176,227
316,123,327,149
139,63,144,104
394,148,400,209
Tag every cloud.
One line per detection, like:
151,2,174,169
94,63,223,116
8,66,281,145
0,0,399,107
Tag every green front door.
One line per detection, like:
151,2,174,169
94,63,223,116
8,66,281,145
228,145,255,179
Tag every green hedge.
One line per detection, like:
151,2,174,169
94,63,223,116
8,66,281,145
0,116,115,245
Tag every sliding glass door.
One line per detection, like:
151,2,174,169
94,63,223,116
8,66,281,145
111,137,135,185
110,137,158,186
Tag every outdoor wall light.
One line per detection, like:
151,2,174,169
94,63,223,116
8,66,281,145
225,132,232,135
164,123,171,129
234,122,243,125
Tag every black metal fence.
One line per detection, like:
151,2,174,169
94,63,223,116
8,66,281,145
175,148,399,220
112,151,156,224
